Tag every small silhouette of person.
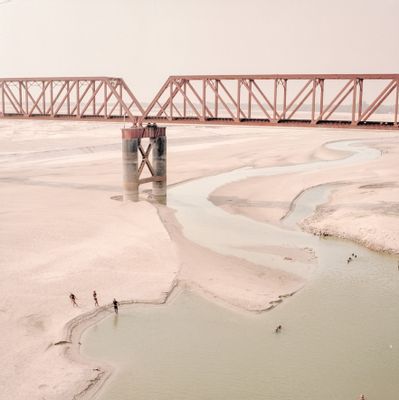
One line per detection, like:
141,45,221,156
69,293,78,307
113,298,119,314
93,290,99,307
275,325,282,333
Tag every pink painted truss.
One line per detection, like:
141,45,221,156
1,75,398,129
0,77,143,124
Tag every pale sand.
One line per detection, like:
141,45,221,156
157,206,306,312
210,135,399,255
0,120,398,399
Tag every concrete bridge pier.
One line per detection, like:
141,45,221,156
121,125,167,202
122,128,140,201
150,135,167,200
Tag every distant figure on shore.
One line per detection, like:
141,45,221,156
113,298,119,314
69,293,78,307
347,257,352,264
275,325,282,333
93,290,99,307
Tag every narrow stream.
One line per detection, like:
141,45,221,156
82,139,399,400
166,141,380,277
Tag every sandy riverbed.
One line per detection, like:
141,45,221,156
210,136,399,255
0,120,398,399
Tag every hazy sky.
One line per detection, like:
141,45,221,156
0,0,398,100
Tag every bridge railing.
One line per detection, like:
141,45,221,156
0,77,143,123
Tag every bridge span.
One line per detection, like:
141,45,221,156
1,74,398,200
1,74,398,128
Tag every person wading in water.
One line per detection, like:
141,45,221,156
113,298,119,314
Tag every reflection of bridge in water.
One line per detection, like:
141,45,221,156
1,74,398,200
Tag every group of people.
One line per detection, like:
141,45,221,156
69,291,120,314
313,231,329,238
347,252,358,263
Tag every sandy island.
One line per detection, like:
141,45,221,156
0,121,398,399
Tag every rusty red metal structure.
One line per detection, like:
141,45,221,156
0,74,399,129
0,77,143,124
144,74,399,129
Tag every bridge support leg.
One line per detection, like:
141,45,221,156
122,129,140,201
150,135,167,201
121,125,167,202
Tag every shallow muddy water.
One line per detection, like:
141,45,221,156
82,140,399,400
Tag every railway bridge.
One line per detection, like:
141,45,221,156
1,74,398,200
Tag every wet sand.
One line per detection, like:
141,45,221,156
0,120,398,399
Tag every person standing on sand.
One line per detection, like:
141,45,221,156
113,298,119,314
69,293,78,307
93,290,99,307
275,325,282,333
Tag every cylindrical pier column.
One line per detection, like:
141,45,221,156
150,135,167,199
121,127,144,201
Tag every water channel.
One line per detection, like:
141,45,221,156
82,140,399,400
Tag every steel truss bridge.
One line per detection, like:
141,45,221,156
0,74,398,129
